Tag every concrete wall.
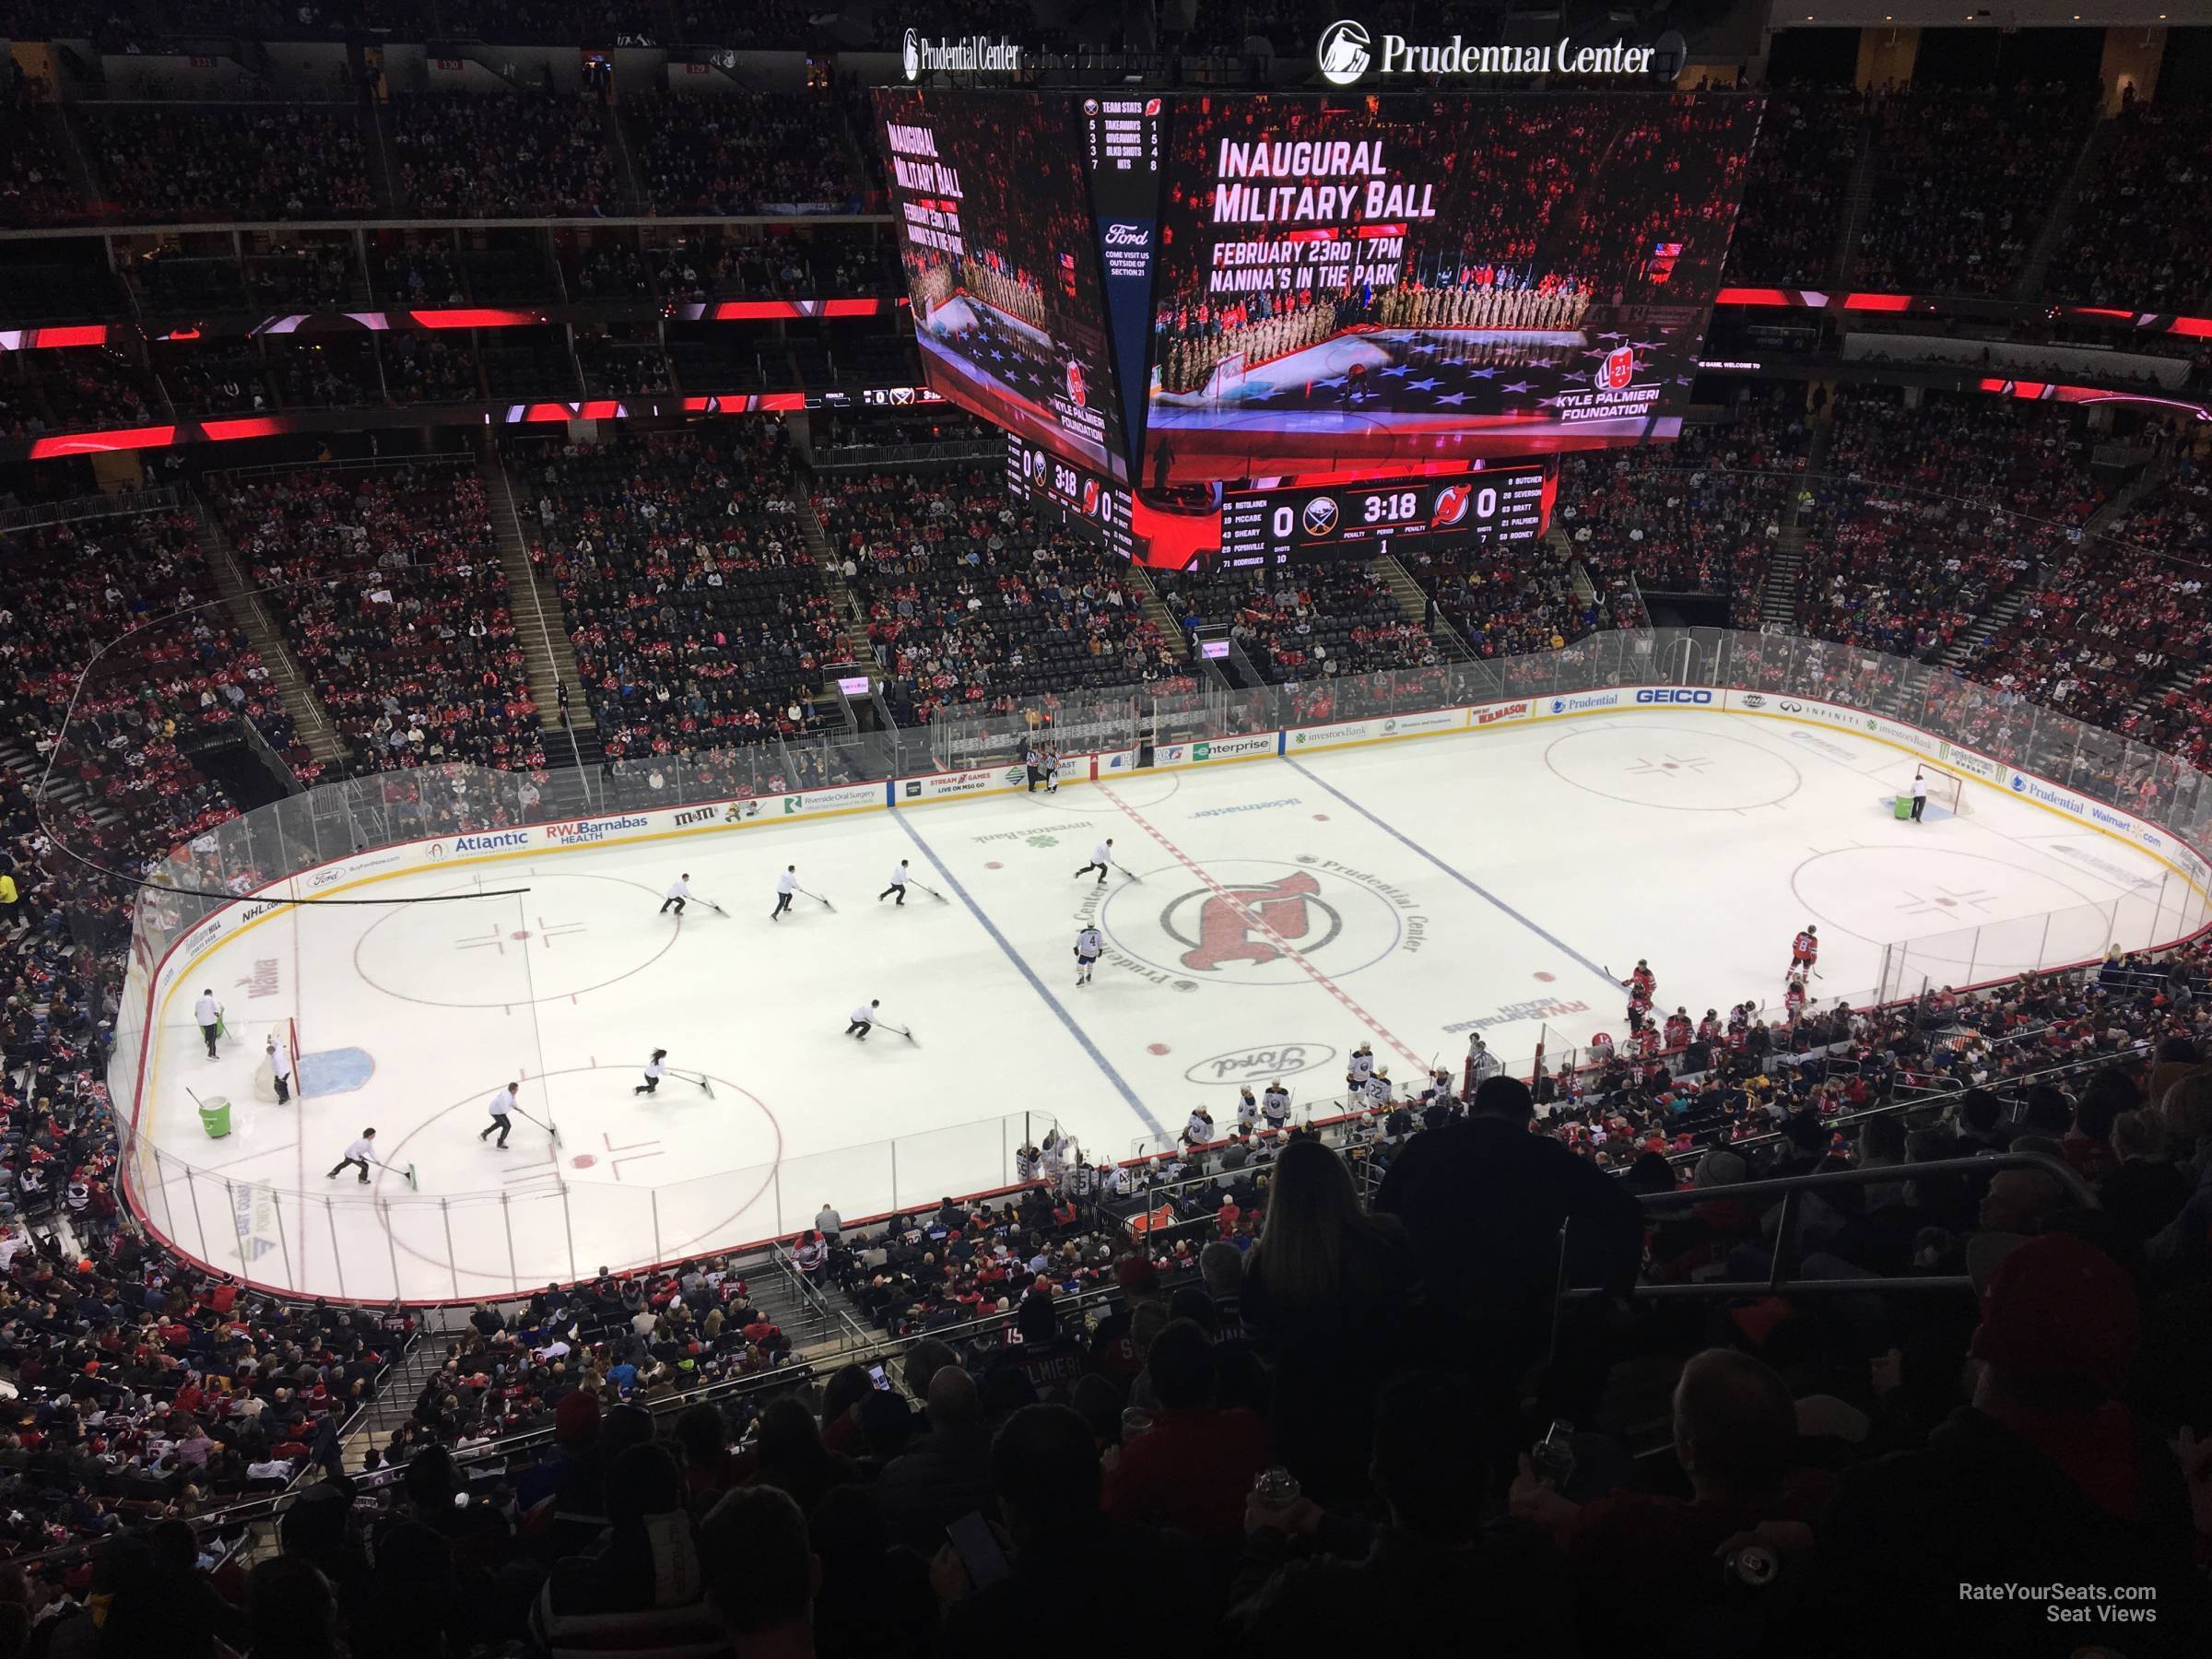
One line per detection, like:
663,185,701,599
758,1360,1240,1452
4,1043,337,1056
1856,26,1920,89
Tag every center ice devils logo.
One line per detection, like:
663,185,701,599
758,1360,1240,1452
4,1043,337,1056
1594,346,1635,391
1316,19,1372,85
1168,872,1340,971
1065,359,1087,408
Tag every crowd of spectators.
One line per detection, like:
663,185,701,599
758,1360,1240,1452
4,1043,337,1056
209,461,545,770
1159,562,1439,684
0,505,311,850
82,105,378,223
628,92,862,217
40,958,2212,1658
525,426,846,765
650,228,898,303
0,1230,411,1563
1852,83,2098,297
381,1267,795,1462
0,80,78,231
1799,387,2103,659
391,92,621,218
1404,540,1602,662
7,347,167,436
1562,386,1809,627
1723,88,1865,287
2052,95,2212,317
1961,457,2212,732
817,465,1188,724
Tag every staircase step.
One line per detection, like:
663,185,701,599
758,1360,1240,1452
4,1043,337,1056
184,492,348,769
480,446,594,747
797,489,877,673
1372,552,1469,661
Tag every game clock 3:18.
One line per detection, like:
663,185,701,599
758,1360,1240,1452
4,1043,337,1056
1359,489,1423,526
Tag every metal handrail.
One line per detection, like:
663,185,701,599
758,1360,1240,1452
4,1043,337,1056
0,485,181,534
1554,1150,2096,1322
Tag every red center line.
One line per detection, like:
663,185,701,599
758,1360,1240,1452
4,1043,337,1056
1095,782,1428,1074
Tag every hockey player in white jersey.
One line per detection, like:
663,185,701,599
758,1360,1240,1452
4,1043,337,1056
1261,1083,1291,1135
1074,925,1103,986
1364,1067,1393,1111
878,861,911,907
1074,840,1115,884
1236,1086,1260,1129
1347,1043,1375,1088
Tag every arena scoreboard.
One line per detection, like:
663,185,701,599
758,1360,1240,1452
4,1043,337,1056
1218,464,1547,569
1006,433,1135,560
876,83,1759,567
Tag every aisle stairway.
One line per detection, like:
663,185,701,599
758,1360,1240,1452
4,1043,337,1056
2014,119,2110,301
1830,115,1879,287
1759,405,1833,627
795,491,877,669
1126,560,1195,666
1373,552,1471,660
479,447,599,768
187,494,349,771
1940,590,2027,668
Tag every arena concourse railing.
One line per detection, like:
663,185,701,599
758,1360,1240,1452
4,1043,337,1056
95,627,2212,1301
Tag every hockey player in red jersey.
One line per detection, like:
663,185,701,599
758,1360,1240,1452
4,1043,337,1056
1791,924,1819,972
1664,1006,1694,1049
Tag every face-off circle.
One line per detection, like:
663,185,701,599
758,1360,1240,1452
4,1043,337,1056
353,871,678,1007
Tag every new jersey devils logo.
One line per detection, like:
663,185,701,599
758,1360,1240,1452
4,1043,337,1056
1171,872,1339,971
1595,346,1635,391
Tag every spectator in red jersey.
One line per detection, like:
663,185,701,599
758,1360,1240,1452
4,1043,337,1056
1509,1347,1830,1657
937,1404,1197,1653
1223,1370,1572,1656
1103,1319,1268,1535
1780,1232,2212,1657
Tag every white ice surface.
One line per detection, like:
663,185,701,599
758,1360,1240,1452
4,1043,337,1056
137,712,2180,1300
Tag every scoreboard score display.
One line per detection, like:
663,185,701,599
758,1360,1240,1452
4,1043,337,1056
1219,464,1547,569
1006,433,1135,560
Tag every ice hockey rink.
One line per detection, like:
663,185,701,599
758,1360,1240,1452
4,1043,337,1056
134,709,2199,1300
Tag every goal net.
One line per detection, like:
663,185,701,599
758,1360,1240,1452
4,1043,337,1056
1918,763,1970,819
251,1016,302,1102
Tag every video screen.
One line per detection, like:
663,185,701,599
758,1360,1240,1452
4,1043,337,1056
1142,93,1762,488
876,88,1131,481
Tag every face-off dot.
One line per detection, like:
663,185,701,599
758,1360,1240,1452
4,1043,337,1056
1147,1042,1171,1055
570,1153,596,1169
984,861,1004,869
1534,971,1557,982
